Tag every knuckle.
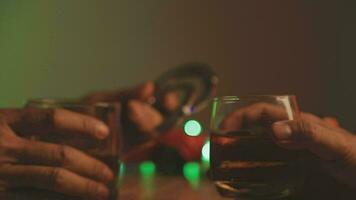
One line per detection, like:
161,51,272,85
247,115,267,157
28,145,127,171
85,180,97,197
297,119,312,134
0,124,23,155
82,117,100,133
15,140,30,160
55,145,72,167
81,118,92,131
46,167,64,189
92,162,107,178
296,119,320,141
85,180,105,199
85,180,97,192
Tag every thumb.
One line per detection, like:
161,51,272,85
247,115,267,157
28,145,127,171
272,113,355,161
127,100,162,133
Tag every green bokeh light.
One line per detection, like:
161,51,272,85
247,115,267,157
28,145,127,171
201,140,210,163
183,162,200,189
119,162,125,177
117,161,125,184
184,120,202,136
140,161,156,177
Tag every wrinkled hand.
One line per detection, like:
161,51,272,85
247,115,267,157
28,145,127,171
0,108,114,200
221,103,356,190
272,113,356,190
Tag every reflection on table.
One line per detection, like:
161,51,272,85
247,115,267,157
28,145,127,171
0,161,224,200
120,162,223,200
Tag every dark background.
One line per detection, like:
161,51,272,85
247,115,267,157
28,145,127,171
0,0,355,131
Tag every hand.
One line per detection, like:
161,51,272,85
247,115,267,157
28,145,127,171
83,82,204,162
272,113,356,190
221,102,356,191
0,108,114,200
83,82,166,133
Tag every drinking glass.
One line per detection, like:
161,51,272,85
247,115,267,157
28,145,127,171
210,95,305,199
26,99,122,200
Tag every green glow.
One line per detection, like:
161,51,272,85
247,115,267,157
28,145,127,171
140,161,156,177
211,100,218,124
140,161,155,199
184,120,202,136
117,161,125,184
183,162,200,189
119,162,125,177
201,140,210,163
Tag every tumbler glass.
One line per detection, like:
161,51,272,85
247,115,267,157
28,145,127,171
26,99,121,200
210,95,305,199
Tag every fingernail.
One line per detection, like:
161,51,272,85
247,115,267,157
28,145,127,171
272,122,292,141
95,123,109,139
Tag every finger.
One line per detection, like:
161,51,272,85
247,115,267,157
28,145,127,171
323,117,340,128
0,165,109,200
16,139,114,183
272,113,355,161
8,108,109,140
52,109,109,139
163,91,180,112
128,100,163,133
0,122,24,163
220,103,289,131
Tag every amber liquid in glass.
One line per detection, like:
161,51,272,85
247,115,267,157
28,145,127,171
210,131,304,199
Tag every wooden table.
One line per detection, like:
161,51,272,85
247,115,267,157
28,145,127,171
0,167,225,200
3,164,354,200
120,174,224,200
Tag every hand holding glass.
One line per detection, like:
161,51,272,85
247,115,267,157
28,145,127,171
210,96,305,199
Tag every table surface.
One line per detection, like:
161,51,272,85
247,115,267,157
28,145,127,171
120,174,224,200
0,168,225,200
2,164,356,200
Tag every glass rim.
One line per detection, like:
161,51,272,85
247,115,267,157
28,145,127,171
26,98,118,109
214,95,296,102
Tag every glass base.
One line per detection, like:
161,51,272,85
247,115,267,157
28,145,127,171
215,182,297,200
